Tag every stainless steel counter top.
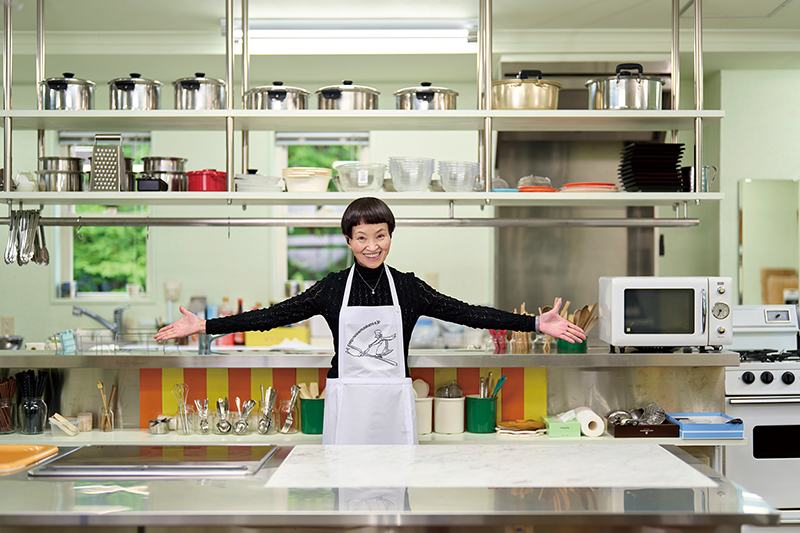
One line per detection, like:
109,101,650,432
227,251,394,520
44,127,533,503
0,348,741,368
0,444,778,531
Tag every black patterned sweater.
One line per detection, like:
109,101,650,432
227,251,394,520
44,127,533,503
207,262,538,378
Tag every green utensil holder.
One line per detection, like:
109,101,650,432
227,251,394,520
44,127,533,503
466,395,497,433
300,398,324,435
556,338,587,354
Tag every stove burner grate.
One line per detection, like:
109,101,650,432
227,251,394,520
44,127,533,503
736,349,799,363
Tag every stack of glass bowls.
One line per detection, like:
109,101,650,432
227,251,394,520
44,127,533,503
438,161,479,192
388,157,435,192
336,163,386,192
234,172,283,192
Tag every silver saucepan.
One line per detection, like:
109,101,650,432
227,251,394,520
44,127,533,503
585,63,665,110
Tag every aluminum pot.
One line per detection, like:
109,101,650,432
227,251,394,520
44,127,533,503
142,156,187,173
316,81,379,110
109,73,163,110
37,171,85,192
585,63,664,110
39,72,95,110
244,81,309,110
491,70,562,110
39,156,84,172
173,73,226,110
395,82,458,110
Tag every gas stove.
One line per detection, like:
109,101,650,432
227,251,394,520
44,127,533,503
726,351,800,395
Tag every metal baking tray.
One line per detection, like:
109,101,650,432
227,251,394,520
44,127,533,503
28,445,277,478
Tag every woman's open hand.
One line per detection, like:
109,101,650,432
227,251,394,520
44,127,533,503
154,305,205,341
539,298,586,343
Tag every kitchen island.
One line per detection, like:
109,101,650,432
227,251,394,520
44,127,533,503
0,443,778,533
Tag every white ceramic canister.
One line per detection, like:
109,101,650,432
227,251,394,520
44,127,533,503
433,397,465,434
415,397,433,435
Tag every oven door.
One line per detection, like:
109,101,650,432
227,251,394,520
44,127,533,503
726,395,800,511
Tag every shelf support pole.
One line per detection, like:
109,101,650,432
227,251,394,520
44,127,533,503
693,0,704,191
478,0,493,191
36,0,44,160
241,0,249,174
2,0,12,192
670,0,680,143
225,0,235,190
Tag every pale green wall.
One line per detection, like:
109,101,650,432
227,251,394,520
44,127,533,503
0,81,494,343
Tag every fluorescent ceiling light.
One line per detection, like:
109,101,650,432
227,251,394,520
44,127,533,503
222,18,478,55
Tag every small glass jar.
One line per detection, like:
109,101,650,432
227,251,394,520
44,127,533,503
278,399,299,434
99,406,114,432
18,397,47,435
257,400,279,435
176,411,193,435
533,333,556,354
0,397,16,434
194,411,212,435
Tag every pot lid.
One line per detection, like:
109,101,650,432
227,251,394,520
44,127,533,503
316,80,380,95
394,82,458,97
109,73,164,87
245,81,309,96
172,73,226,87
41,72,96,87
585,63,665,86
492,70,562,89
142,156,188,163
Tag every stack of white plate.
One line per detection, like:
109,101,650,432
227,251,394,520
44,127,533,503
282,167,332,192
234,173,283,193
437,161,479,192
389,157,435,192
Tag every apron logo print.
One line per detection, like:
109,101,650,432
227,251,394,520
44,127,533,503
346,320,398,366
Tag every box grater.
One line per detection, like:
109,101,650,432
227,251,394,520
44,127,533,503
89,134,125,191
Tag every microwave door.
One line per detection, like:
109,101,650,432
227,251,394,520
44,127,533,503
621,286,702,346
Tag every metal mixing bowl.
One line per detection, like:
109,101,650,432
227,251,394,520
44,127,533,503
0,336,23,350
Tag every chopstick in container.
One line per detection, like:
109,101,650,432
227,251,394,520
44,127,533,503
0,377,16,433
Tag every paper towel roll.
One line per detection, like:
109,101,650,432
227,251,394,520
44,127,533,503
574,406,604,437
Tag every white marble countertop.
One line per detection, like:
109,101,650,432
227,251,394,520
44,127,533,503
266,443,717,489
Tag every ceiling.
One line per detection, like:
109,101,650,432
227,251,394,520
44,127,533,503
5,0,800,88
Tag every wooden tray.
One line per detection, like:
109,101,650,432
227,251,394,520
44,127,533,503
0,445,58,473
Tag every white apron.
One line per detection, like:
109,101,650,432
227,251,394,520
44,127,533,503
322,264,417,445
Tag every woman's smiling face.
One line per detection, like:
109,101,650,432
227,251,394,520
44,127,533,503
347,222,391,268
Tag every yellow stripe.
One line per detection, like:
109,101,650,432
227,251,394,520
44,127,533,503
206,368,229,403
162,445,183,460
480,367,503,420
295,368,318,391
433,368,458,395
251,368,273,401
523,368,548,420
161,368,184,417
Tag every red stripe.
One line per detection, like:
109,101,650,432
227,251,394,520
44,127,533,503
272,368,297,404
139,368,162,429
318,368,328,396
183,368,207,406
228,368,251,402
409,368,434,397
457,368,481,397
500,367,525,421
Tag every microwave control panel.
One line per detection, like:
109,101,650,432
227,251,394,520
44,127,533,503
708,277,733,345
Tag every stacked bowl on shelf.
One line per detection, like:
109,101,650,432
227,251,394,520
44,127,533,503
388,157,435,192
438,161,479,192
336,163,386,192
234,172,283,193
282,167,332,192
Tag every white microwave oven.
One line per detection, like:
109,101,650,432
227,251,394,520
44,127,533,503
598,276,733,349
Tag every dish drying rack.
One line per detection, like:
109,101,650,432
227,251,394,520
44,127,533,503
53,328,183,355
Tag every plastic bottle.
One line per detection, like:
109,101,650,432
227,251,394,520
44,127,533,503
233,298,245,345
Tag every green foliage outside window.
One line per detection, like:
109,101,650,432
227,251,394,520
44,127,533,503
286,144,359,281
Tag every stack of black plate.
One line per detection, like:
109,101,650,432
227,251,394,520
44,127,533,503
618,143,685,192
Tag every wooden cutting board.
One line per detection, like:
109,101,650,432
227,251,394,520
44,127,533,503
0,445,58,473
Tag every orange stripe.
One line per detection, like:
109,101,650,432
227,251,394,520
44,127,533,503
457,368,480,397
139,368,162,429
318,368,328,395
410,368,434,397
229,368,252,402
272,368,297,403
501,368,525,421
184,368,206,406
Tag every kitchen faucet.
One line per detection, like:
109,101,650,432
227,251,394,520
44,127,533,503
72,305,129,340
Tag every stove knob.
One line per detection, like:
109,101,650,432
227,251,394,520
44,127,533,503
782,372,796,385
742,371,755,384
761,371,774,384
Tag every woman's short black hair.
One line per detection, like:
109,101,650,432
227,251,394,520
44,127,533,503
341,197,396,239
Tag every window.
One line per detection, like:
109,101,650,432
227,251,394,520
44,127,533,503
277,133,369,282
56,133,152,299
